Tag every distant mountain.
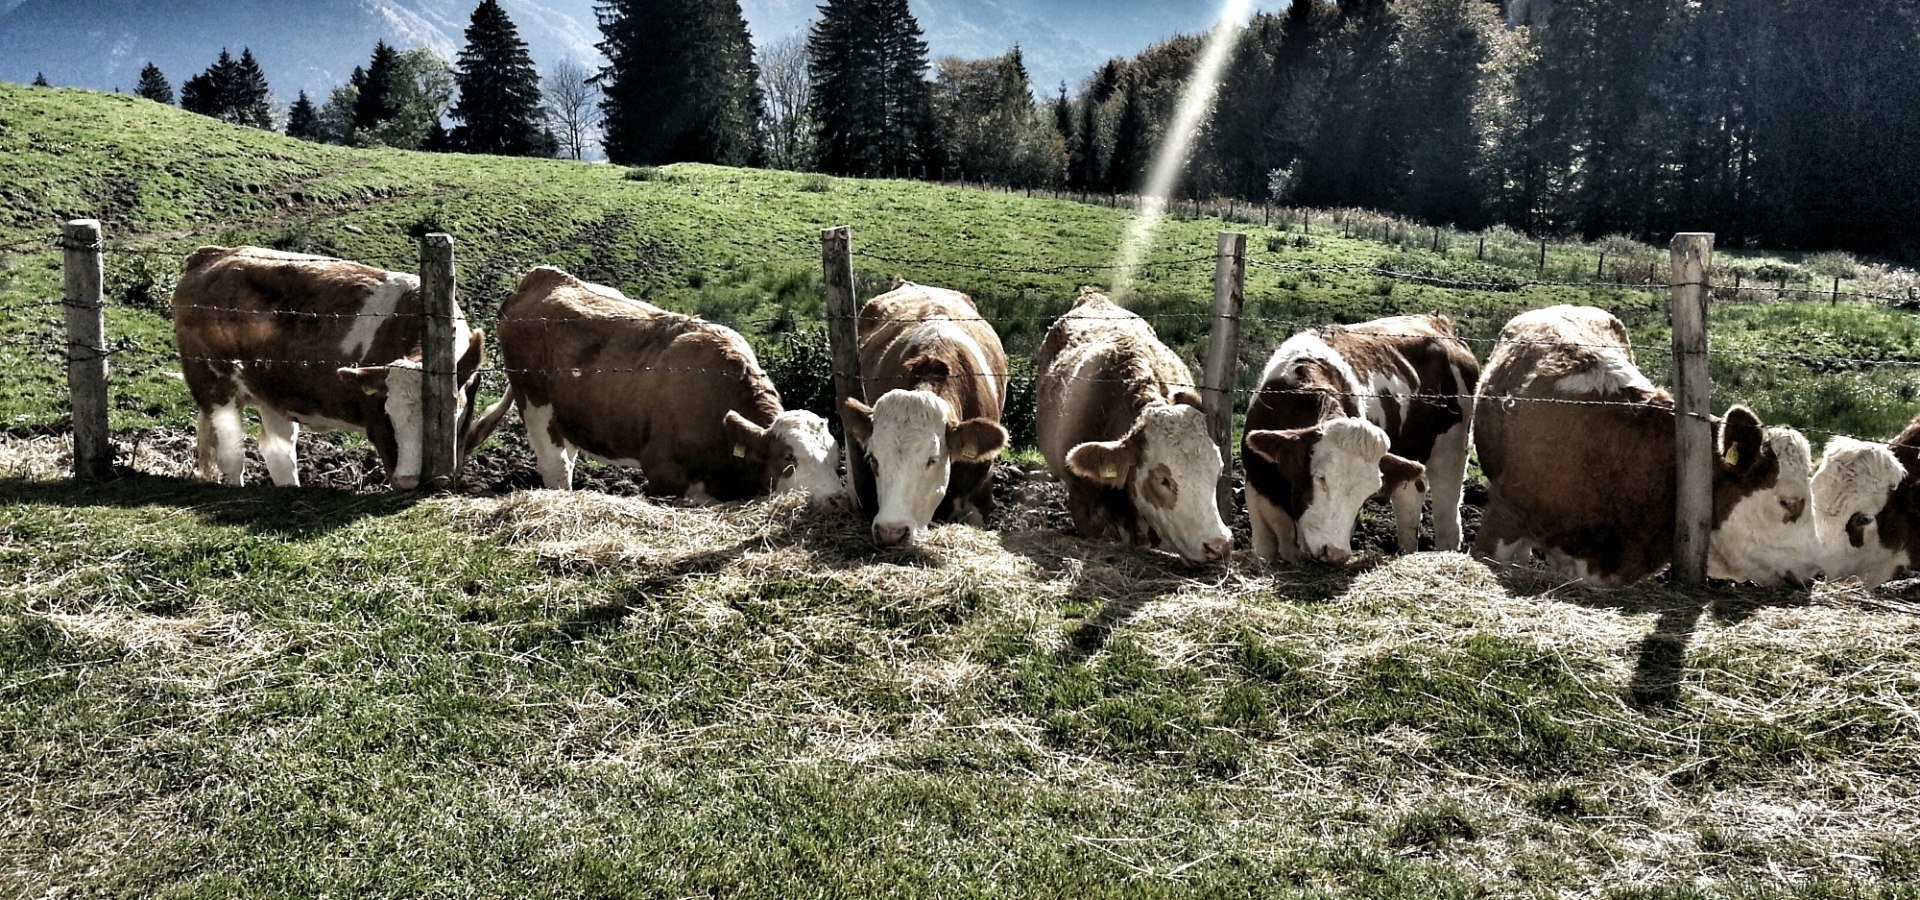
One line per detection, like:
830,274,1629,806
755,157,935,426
0,0,1243,108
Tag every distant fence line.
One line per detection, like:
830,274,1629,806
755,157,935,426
11,220,1920,582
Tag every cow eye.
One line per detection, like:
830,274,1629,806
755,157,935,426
925,457,937,469
1849,513,1874,530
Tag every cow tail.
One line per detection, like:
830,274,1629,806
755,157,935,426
461,385,517,466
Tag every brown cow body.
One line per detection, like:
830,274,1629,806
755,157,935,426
497,266,844,504
1036,290,1231,563
1242,315,1474,564
1473,305,1817,586
172,246,489,489
842,280,1009,544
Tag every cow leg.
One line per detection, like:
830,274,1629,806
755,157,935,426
1472,492,1527,565
1249,490,1302,564
1389,479,1425,555
258,408,301,487
1426,422,1470,552
201,403,248,485
521,403,576,489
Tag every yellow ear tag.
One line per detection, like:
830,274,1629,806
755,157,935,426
1723,447,1739,466
733,445,747,458
1101,467,1119,479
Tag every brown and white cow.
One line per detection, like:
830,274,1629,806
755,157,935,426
173,246,497,489
1810,418,1920,588
1036,289,1232,564
496,266,846,506
1472,305,1819,586
841,279,1009,545
1242,314,1477,565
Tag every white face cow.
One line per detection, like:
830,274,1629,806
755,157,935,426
1065,402,1233,564
1245,416,1424,565
1811,436,1910,588
844,388,1007,546
335,339,483,491
1710,425,1821,587
722,409,849,508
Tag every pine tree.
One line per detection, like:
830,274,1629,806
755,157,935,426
596,0,765,166
180,50,237,118
229,48,275,129
1105,75,1147,193
354,41,405,132
809,0,933,177
135,63,173,104
450,0,549,155
286,90,321,140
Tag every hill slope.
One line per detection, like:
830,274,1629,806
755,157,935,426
3,82,1920,900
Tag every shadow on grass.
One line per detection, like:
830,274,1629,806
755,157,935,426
0,470,424,538
1488,563,1810,709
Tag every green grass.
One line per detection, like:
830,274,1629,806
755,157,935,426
7,84,1920,896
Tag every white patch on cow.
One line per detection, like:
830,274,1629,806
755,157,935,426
768,410,847,505
1127,403,1232,563
1261,332,1368,416
258,407,301,487
1295,417,1392,564
867,389,955,544
207,402,247,486
1711,427,1821,586
1556,347,1655,396
1427,421,1470,551
907,316,998,400
521,402,577,489
338,273,416,358
380,360,426,488
1812,436,1909,588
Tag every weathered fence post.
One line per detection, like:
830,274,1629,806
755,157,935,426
821,225,874,515
418,232,460,489
1671,233,1714,585
1831,275,1841,306
62,219,110,480
1477,236,1485,260
1262,203,1270,227
1205,232,1248,523
1537,238,1547,274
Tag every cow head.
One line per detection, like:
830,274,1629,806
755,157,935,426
1066,398,1233,564
1811,436,1912,588
1244,416,1423,565
844,388,1006,546
722,409,848,508
1708,406,1822,587
335,329,487,490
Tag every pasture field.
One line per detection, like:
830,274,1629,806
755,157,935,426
4,84,1920,896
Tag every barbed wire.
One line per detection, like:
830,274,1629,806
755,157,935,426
852,250,1216,275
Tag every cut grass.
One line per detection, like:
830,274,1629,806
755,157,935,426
4,452,1920,895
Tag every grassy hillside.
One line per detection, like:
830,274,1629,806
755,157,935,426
5,85,1920,897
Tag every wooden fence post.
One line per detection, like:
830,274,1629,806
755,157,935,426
1831,275,1841,306
821,225,874,515
418,232,460,488
1477,236,1485,260
1670,233,1714,585
1538,238,1547,274
1205,232,1248,523
62,219,110,480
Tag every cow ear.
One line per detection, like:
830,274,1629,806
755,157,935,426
1243,428,1308,468
1719,405,1766,473
841,397,875,446
1378,453,1427,497
1171,388,1205,411
337,366,388,396
1067,439,1137,487
948,417,1007,463
906,355,950,383
723,410,771,461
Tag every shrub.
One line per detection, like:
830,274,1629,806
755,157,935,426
797,173,833,194
624,166,681,183
105,252,178,313
759,327,835,422
1805,251,1860,280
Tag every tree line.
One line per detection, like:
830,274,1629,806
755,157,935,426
91,0,1920,258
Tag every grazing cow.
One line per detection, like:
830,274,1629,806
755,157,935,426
1472,305,1819,586
1810,419,1920,588
496,266,846,506
1036,289,1232,564
1242,314,1477,564
841,278,1009,546
172,246,496,489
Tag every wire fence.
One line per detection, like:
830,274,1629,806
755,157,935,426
4,223,1918,465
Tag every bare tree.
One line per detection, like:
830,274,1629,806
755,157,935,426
543,58,601,160
757,33,813,171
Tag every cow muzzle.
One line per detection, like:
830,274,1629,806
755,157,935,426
873,522,914,547
1310,544,1351,565
1201,537,1232,564
392,474,421,491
